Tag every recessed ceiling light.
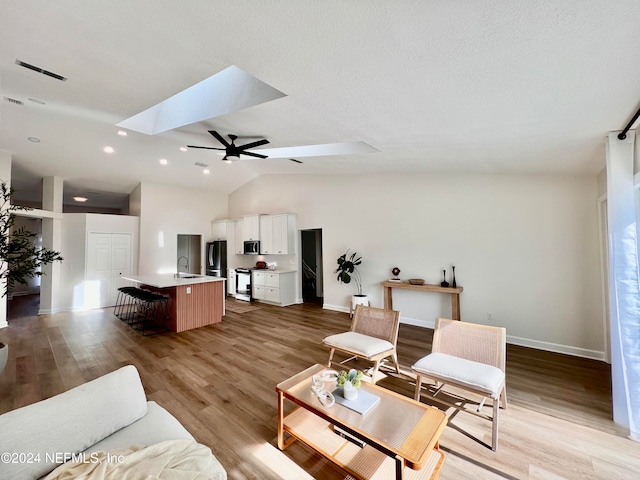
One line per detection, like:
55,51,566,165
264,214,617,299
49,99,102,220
103,146,114,153
159,158,168,165
180,147,188,152
28,98,46,105
73,196,88,202
203,169,210,175
117,130,127,136
27,137,40,143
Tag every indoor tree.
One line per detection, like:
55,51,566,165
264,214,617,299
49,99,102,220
0,181,63,297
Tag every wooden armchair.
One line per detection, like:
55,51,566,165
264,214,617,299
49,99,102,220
322,304,401,384
412,318,507,451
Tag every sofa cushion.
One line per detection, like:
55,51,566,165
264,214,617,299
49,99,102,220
323,332,394,357
0,365,148,480
412,352,505,397
84,401,194,453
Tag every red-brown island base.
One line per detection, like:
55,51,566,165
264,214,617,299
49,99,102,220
122,275,225,332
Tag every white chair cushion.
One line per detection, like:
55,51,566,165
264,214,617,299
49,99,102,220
323,331,394,357
412,352,505,397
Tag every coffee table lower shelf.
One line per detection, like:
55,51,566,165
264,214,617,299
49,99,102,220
282,407,445,480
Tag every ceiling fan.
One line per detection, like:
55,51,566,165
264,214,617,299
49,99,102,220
187,130,380,163
187,130,270,163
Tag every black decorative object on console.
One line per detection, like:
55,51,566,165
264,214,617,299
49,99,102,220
452,266,457,288
440,269,449,288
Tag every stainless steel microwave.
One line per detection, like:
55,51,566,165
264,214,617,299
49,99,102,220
244,240,260,255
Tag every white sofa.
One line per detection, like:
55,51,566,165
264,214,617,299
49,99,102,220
0,365,227,480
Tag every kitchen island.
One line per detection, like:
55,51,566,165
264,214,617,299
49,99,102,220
122,274,226,332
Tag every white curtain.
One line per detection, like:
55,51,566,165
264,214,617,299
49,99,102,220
606,130,640,439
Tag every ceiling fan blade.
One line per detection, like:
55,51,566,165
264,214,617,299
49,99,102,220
246,141,379,159
238,139,270,150
208,130,230,147
240,151,268,159
187,145,226,150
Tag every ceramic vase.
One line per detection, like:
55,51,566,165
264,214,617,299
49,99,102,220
343,380,358,400
452,266,457,288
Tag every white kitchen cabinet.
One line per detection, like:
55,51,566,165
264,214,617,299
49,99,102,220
259,214,296,255
234,220,244,254
252,270,296,306
211,219,234,241
243,214,261,241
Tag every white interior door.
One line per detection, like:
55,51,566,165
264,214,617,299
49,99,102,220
111,234,132,305
87,233,112,309
87,233,132,308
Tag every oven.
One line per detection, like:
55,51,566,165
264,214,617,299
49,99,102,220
235,268,252,302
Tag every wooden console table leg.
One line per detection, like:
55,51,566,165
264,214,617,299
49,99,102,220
384,286,393,310
451,293,461,320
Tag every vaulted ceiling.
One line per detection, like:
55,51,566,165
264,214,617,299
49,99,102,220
1,1,639,207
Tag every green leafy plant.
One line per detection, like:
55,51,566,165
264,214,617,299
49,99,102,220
336,369,364,389
0,182,64,297
334,249,363,295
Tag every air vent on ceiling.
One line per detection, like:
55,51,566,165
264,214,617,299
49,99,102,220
289,158,303,164
15,59,67,81
194,161,209,168
3,96,24,105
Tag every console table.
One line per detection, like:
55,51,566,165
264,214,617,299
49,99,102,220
381,281,463,320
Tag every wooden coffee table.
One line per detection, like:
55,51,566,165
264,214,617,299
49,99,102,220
276,364,447,480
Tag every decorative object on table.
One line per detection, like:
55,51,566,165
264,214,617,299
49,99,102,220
440,269,449,287
0,342,7,374
389,267,402,282
0,182,64,297
337,369,363,400
452,265,457,288
408,278,425,285
334,386,381,415
334,249,368,312
310,372,336,407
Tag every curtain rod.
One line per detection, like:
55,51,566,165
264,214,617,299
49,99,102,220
618,105,640,140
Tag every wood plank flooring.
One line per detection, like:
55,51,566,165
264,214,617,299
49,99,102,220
1,295,639,480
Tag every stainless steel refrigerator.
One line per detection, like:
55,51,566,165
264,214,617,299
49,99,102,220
206,241,227,295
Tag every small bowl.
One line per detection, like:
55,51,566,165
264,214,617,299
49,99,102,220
408,278,425,285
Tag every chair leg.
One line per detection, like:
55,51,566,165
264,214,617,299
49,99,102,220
327,348,335,368
500,385,508,410
414,375,423,401
371,360,381,384
391,352,400,374
492,397,499,451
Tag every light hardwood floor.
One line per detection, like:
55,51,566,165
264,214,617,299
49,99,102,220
1,295,639,480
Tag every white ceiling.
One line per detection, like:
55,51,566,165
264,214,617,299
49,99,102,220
1,1,639,207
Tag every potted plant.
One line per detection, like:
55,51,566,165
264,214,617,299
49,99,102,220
337,369,364,400
334,249,368,313
0,181,64,297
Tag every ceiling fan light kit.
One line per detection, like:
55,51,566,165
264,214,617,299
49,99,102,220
188,130,270,163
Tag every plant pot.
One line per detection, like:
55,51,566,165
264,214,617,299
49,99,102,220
351,294,369,310
343,380,358,400
0,344,8,374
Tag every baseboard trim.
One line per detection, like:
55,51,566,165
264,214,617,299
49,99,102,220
323,304,350,314
506,335,606,361
399,316,435,329
0,320,8,329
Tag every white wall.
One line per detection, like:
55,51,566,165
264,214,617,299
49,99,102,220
59,213,139,311
136,182,228,275
229,173,604,359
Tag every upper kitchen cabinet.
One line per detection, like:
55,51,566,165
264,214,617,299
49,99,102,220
260,214,297,255
242,214,261,241
234,220,244,254
211,219,235,241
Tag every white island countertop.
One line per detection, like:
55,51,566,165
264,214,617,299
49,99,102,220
122,274,226,289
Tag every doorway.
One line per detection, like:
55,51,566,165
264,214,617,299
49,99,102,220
301,229,323,305
7,217,42,320
177,234,202,274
